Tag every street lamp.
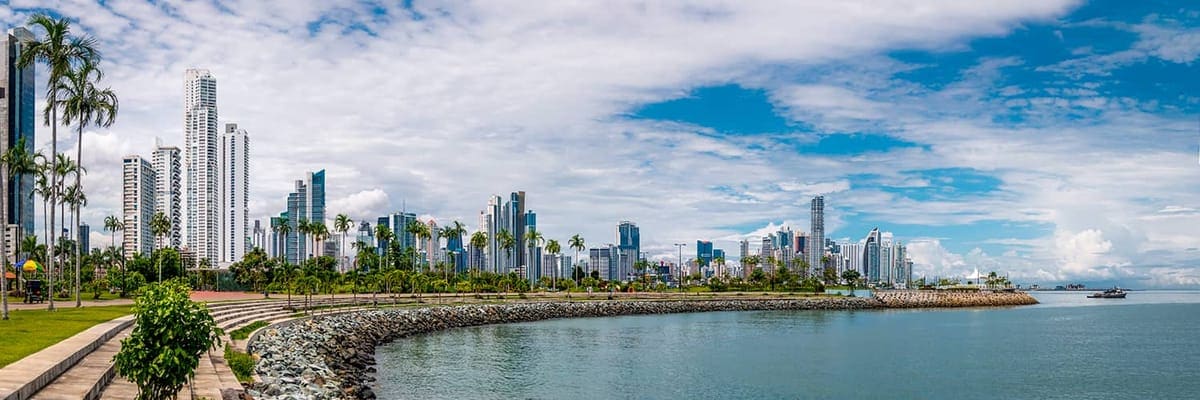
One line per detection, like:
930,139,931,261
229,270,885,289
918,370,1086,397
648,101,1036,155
674,243,686,293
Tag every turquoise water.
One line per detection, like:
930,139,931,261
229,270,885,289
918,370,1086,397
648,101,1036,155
374,291,1200,399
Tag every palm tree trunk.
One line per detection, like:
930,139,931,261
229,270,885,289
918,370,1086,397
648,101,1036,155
1,159,9,320
74,125,83,307
47,108,57,311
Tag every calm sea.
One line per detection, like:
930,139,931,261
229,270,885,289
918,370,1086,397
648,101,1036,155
374,291,1200,399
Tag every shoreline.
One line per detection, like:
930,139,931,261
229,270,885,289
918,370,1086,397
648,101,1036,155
247,292,1036,399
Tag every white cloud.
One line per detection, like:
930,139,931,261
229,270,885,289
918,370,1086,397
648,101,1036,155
777,180,850,196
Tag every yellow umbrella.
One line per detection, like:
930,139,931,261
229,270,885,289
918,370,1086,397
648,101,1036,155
22,259,40,273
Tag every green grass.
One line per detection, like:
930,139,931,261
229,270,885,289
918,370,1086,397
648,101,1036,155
224,344,255,383
0,305,133,367
229,321,270,340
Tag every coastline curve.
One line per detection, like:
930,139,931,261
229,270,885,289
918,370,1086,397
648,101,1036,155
247,292,1035,399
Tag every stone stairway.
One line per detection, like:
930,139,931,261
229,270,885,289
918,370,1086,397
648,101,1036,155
21,299,282,400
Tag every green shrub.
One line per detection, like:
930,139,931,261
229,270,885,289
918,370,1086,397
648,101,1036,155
224,344,255,383
114,279,223,400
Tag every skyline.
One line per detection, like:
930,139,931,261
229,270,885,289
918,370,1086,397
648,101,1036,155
2,1,1198,287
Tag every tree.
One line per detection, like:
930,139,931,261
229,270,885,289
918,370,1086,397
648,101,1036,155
230,248,273,296
333,214,353,273
469,231,488,277
114,279,222,400
149,211,171,282
841,269,862,295
568,234,585,285
545,239,561,290
374,224,393,272
496,229,514,273
406,220,431,271
296,219,311,260
56,56,118,307
2,137,42,318
62,182,88,306
18,13,100,312
310,222,329,260
523,228,543,283
273,216,290,262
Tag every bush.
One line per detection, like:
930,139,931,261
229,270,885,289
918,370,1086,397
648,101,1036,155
113,279,223,400
224,344,255,383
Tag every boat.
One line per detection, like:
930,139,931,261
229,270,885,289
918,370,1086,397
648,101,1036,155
1087,287,1127,299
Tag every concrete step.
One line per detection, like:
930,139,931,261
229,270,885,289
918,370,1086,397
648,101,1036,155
0,315,135,400
27,327,132,400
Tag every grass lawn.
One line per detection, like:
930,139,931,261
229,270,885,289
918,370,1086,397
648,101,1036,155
0,305,133,368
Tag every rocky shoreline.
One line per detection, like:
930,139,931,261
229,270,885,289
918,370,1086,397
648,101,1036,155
247,292,1036,399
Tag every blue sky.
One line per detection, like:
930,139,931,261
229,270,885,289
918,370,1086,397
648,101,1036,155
4,0,1199,287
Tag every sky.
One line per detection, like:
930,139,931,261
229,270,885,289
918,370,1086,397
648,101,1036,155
3,0,1198,288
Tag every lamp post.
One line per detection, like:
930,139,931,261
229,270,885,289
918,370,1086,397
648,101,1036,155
674,243,686,293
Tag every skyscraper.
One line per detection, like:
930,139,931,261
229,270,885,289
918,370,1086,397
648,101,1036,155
524,210,538,282
484,195,502,273
282,170,325,264
184,69,219,262
863,228,881,283
507,191,526,272
618,220,640,262
809,196,825,274
219,123,250,265
696,240,713,267
2,27,36,236
78,222,90,254
151,143,182,248
122,156,156,256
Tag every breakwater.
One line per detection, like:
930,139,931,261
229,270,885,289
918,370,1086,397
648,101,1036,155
247,293,1036,399
874,290,1039,308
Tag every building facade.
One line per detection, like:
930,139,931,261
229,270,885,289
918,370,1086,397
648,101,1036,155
122,156,156,256
809,196,825,275
218,123,250,266
281,170,325,264
184,69,219,262
151,144,182,248
1,27,36,236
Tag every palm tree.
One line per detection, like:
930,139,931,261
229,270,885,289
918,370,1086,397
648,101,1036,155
62,183,87,306
150,211,171,282
56,57,118,306
296,219,311,260
17,13,100,312
568,234,585,285
311,222,330,259
274,216,291,261
523,228,543,284
496,229,514,275
2,137,42,317
374,224,393,271
545,239,561,290
469,231,488,274
333,214,353,273
406,220,431,271
103,215,121,250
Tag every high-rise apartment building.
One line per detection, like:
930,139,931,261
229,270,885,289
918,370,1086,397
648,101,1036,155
809,196,825,275
219,123,250,266
184,69,219,262
483,195,502,273
863,228,881,283
696,240,713,267
2,28,36,236
122,156,156,256
151,143,182,247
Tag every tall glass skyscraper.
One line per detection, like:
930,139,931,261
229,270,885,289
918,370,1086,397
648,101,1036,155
696,240,713,266
863,228,881,283
282,170,325,264
2,27,36,236
618,220,639,261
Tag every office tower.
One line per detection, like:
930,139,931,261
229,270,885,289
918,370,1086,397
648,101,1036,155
881,239,893,285
863,228,881,283
696,240,713,267
218,123,250,265
589,247,613,281
739,239,750,277
760,234,775,274
282,170,325,264
506,192,526,272
424,219,439,267
184,69,219,262
122,156,157,256
151,144,182,247
78,223,90,254
2,28,36,235
809,196,825,274
617,220,640,262
523,210,538,282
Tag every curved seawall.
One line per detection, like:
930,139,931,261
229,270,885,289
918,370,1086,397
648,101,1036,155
247,293,1036,399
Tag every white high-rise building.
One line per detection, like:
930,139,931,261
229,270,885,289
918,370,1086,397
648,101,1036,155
218,123,249,266
122,155,156,256
809,196,825,275
151,143,182,248
184,69,219,262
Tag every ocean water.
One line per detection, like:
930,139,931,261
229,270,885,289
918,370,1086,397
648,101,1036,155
374,291,1200,399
